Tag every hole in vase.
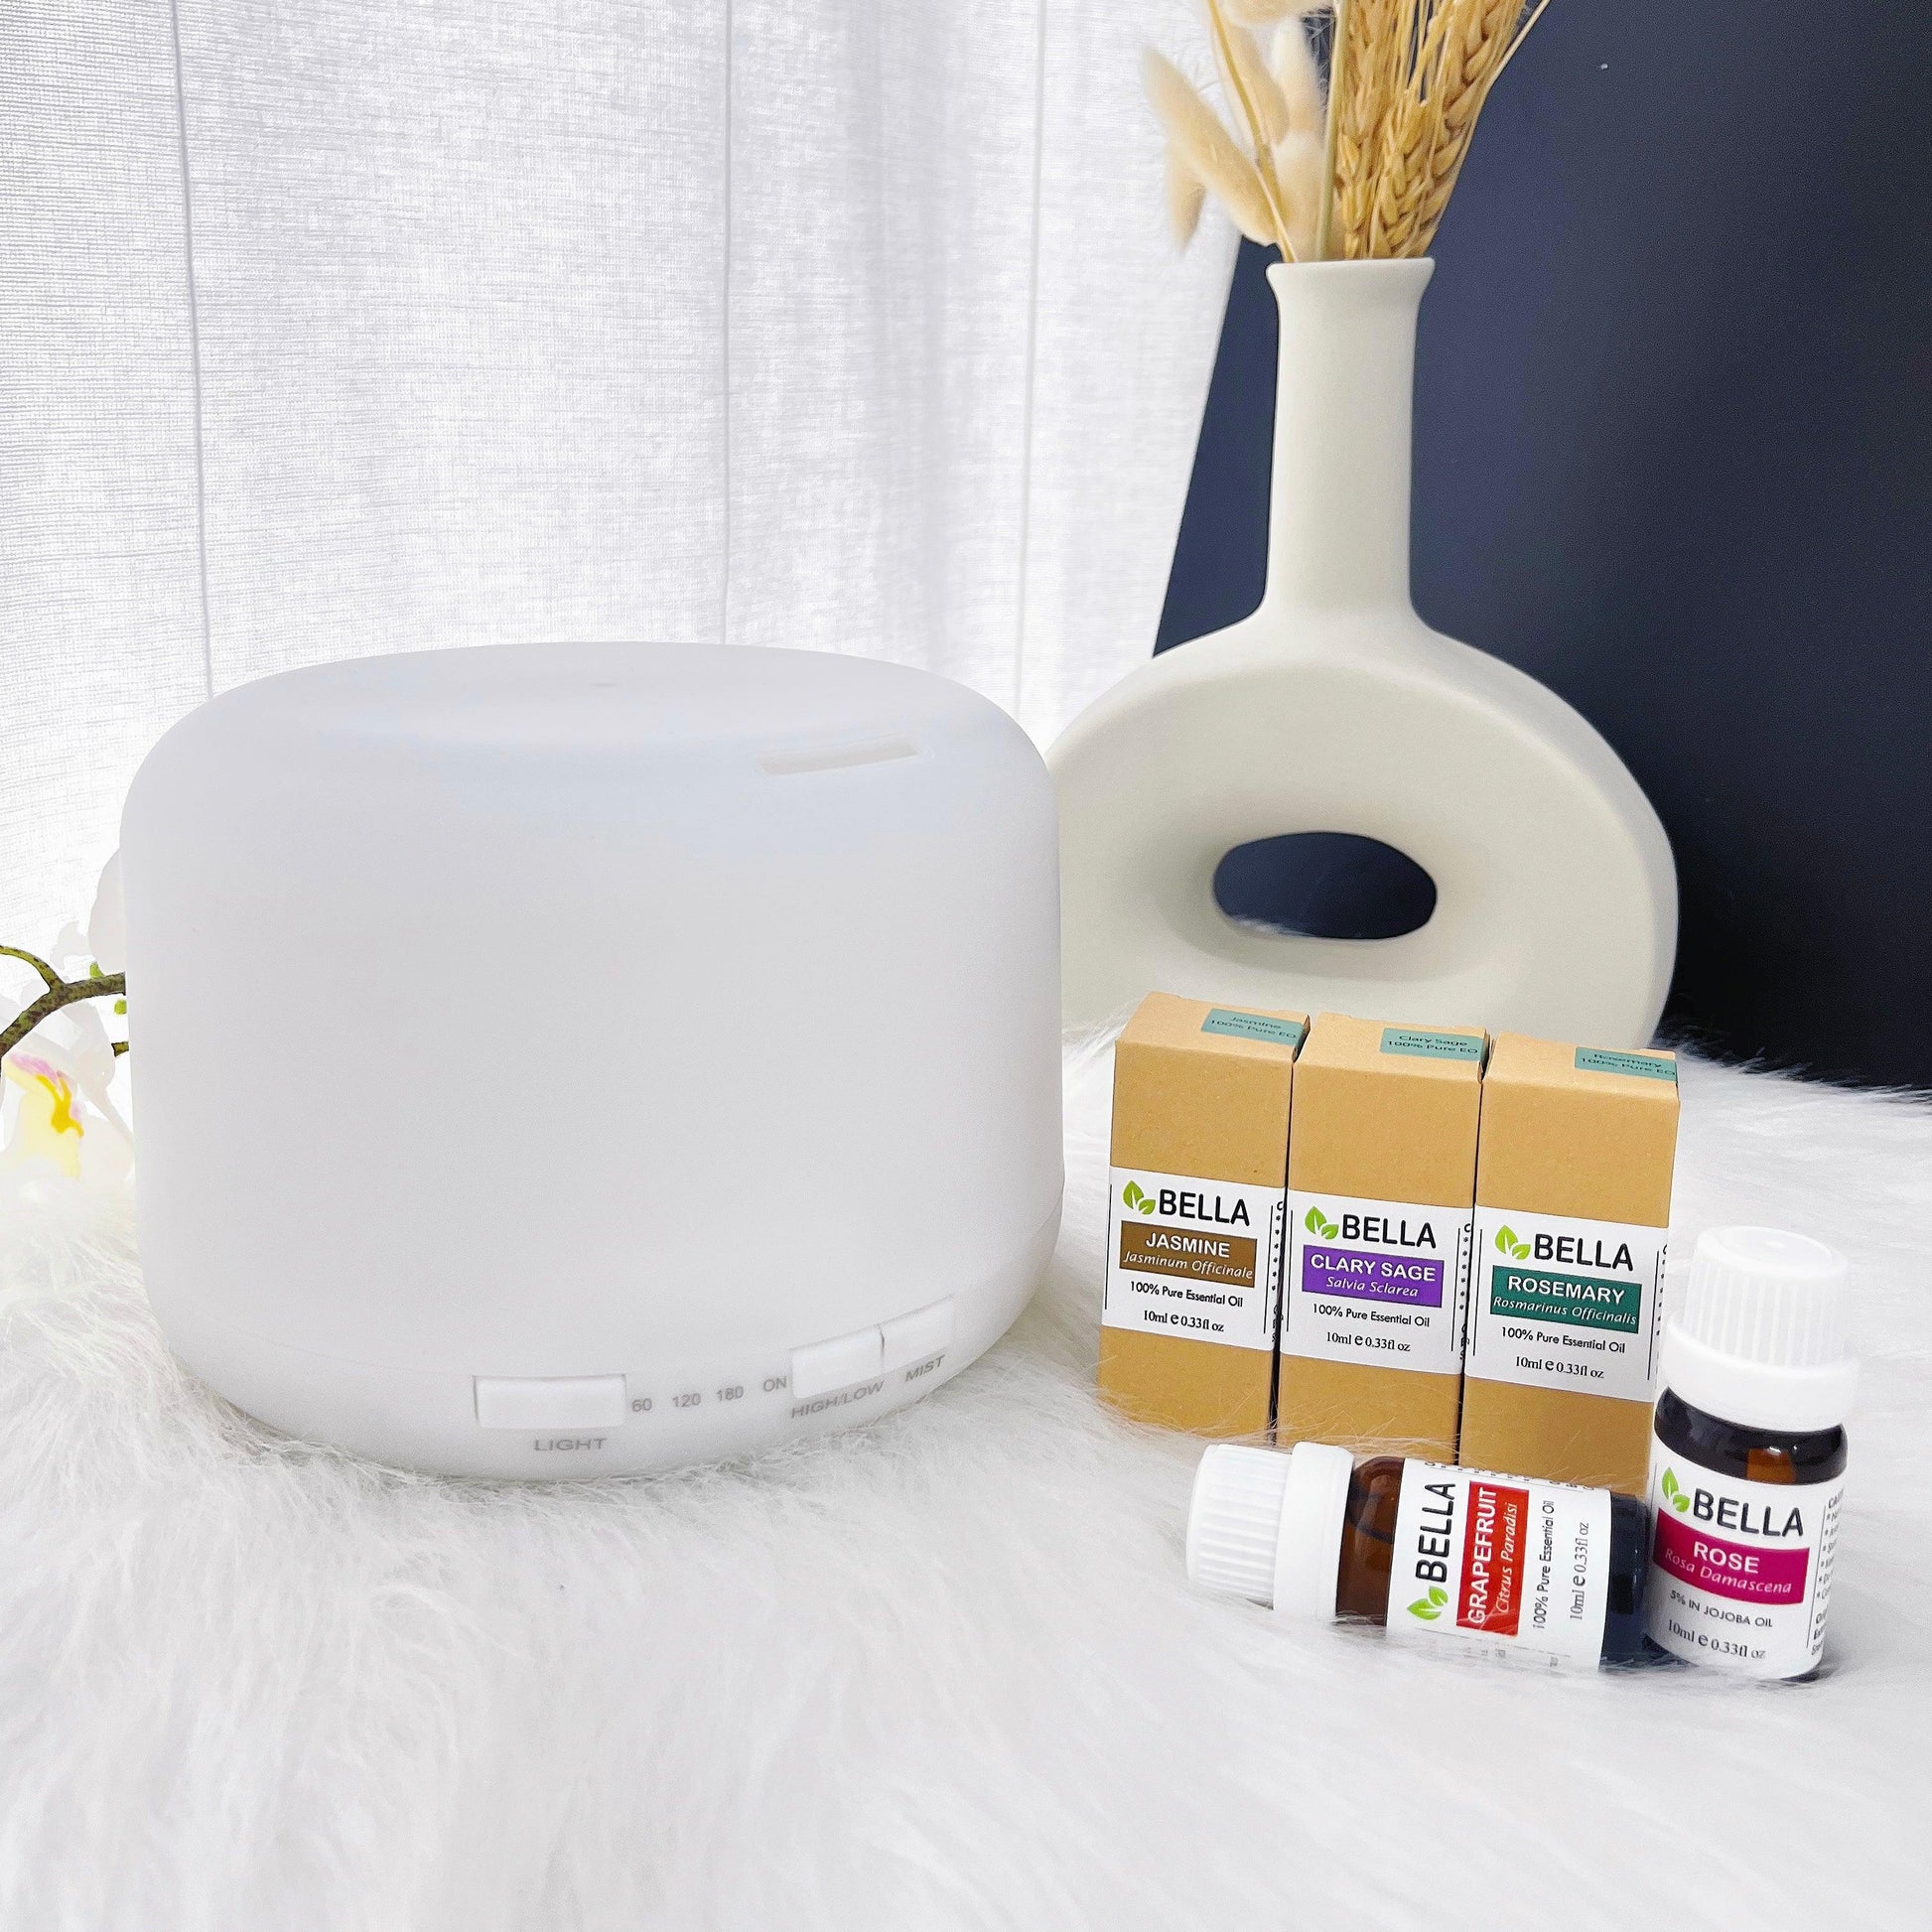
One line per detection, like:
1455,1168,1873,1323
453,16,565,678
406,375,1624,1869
1213,833,1438,941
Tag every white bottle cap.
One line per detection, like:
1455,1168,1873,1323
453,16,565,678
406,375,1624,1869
1661,1225,1858,1433
1186,1441,1355,1618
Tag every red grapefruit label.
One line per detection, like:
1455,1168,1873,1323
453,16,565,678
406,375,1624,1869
1456,1480,1527,1635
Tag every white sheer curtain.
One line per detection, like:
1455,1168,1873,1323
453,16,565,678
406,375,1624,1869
2,1,1234,941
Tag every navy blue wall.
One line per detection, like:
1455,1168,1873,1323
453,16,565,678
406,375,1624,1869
1160,0,1932,1087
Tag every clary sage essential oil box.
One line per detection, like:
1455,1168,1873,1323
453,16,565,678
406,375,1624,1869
1278,1014,1485,1460
1100,992,1307,1438
1460,1034,1680,1493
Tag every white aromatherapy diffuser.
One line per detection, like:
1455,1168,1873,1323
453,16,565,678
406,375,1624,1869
121,642,1062,1477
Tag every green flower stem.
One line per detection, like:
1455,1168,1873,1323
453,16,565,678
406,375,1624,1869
0,971,127,1068
0,945,64,993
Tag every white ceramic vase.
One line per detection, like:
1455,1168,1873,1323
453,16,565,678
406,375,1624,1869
1050,259,1676,1044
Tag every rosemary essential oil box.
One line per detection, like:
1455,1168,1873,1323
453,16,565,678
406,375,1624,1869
1460,1034,1680,1494
1277,1013,1485,1460
1100,992,1307,1437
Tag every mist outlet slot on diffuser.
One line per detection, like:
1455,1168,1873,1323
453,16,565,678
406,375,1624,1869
122,643,1063,1477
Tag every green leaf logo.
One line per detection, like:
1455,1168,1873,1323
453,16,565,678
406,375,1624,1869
1661,1467,1691,1514
1122,1181,1154,1216
1495,1225,1531,1260
1407,1586,1449,1621
1304,1205,1340,1240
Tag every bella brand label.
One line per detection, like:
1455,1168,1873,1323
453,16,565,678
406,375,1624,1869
1102,1167,1284,1352
1645,1441,1845,1679
1466,1204,1665,1404
1387,1459,1610,1670
1281,1189,1471,1377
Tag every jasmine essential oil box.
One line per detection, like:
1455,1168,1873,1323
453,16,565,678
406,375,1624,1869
1277,1013,1485,1460
1099,992,1307,1438
1460,1034,1679,1494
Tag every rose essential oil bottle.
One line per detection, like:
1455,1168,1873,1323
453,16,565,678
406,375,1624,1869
1187,1441,1650,1669
1646,1227,1854,1680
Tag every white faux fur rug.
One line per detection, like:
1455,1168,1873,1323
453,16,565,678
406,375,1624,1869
0,1043,1921,1930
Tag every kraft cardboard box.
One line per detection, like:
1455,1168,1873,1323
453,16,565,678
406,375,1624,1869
1099,992,1307,1438
1460,1035,1680,1493
1277,1013,1485,1460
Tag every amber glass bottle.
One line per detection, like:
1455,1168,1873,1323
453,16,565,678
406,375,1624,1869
1652,1392,1847,1489
1646,1228,1855,1680
1334,1454,1651,1660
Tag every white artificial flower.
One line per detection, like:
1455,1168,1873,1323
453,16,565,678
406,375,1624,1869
2,1053,86,1179
88,850,126,974
0,852,134,1193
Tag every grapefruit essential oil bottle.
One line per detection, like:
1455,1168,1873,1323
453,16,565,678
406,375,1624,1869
1187,1440,1649,1668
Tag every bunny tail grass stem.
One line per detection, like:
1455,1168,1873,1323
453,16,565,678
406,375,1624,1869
1144,49,1279,245
1273,14,1325,136
1165,148,1207,246
1204,0,1300,259
1313,0,1349,258
1223,0,1317,21
1225,17,1294,145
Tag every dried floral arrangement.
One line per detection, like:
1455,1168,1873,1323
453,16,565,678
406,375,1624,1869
1147,0,1549,262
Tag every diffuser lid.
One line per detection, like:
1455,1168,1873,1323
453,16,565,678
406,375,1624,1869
161,639,987,761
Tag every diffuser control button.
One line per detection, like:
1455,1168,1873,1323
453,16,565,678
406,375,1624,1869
881,1300,954,1371
788,1328,885,1401
474,1374,628,1431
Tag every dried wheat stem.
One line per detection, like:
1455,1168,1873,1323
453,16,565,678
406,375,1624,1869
1366,0,1456,256
1408,0,1519,253
1332,0,1399,258
1489,0,1552,87
1440,0,1519,151
1367,90,1432,257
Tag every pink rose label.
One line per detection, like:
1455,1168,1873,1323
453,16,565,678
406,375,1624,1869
1652,1509,1809,1604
